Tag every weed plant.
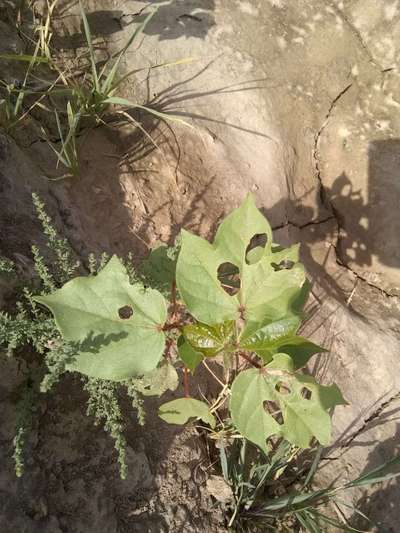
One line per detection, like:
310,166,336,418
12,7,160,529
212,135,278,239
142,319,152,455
0,1,191,176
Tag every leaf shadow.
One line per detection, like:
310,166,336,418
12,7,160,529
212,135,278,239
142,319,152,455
75,330,129,354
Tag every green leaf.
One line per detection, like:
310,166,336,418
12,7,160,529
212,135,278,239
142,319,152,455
34,256,167,381
159,398,216,428
240,317,326,368
292,279,312,316
346,456,400,488
141,242,177,294
135,360,178,396
230,357,347,452
240,256,305,326
176,230,239,324
241,316,300,351
177,336,203,373
183,321,235,357
258,488,331,511
245,245,265,265
214,193,273,269
302,509,363,532
176,194,306,326
104,97,193,127
79,1,99,92
277,338,326,369
0,53,49,63
266,352,295,372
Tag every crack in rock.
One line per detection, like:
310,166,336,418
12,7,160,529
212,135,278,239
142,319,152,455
325,1,384,72
312,83,351,248
272,215,336,232
335,257,399,299
313,83,353,209
311,84,398,299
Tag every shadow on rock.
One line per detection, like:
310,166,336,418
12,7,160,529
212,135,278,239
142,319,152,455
52,1,216,51
264,138,400,306
135,0,216,41
350,424,400,532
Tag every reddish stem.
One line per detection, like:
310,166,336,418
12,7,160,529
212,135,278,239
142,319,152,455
238,351,261,368
235,352,240,375
164,338,174,359
162,321,184,332
183,367,190,398
171,279,177,319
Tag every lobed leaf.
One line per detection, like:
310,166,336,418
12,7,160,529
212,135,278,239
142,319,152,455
35,256,167,381
230,355,347,452
176,194,306,327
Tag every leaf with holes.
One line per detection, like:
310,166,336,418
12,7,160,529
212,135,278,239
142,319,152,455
230,354,347,452
240,316,326,368
177,336,203,373
159,398,216,428
183,321,235,357
34,255,167,381
246,242,299,266
176,194,306,327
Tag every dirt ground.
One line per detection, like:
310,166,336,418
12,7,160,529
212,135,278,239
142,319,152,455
1,0,400,531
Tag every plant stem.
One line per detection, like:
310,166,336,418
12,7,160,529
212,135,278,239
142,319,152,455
162,321,183,331
164,337,174,359
171,279,177,319
183,367,190,398
202,360,226,388
238,351,261,368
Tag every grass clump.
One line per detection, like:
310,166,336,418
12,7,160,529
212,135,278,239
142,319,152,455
217,436,400,531
1,0,191,177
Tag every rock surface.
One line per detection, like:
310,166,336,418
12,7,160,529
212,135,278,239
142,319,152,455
1,0,400,530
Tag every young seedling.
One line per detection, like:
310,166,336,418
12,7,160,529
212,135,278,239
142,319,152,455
2,194,400,530
34,195,346,450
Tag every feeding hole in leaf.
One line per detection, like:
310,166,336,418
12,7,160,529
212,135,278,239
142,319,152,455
272,259,295,271
217,262,240,296
301,387,312,400
245,233,269,264
264,400,284,425
275,381,291,395
118,305,134,319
